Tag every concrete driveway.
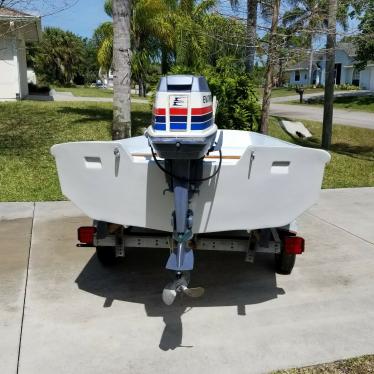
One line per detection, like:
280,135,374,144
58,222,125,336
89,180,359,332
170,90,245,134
1,188,374,374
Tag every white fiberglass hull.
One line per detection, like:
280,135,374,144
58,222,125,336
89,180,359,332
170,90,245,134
51,130,330,233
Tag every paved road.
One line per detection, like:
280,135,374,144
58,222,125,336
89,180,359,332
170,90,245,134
1,188,374,374
29,90,374,130
270,90,372,103
270,102,374,129
270,90,374,129
27,91,149,104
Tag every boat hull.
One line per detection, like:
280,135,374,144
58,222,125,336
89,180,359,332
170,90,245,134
51,130,330,233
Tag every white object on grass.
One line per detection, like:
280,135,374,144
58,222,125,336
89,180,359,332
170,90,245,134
280,120,312,139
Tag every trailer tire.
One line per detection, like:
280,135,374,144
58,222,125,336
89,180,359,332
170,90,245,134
96,246,117,266
275,229,296,275
275,249,296,274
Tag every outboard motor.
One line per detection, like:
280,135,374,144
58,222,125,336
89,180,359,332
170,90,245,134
146,75,222,305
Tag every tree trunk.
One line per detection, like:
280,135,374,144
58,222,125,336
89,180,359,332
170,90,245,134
308,48,314,85
322,0,337,150
161,45,169,74
260,0,280,134
138,78,146,97
112,0,132,140
246,0,257,73
278,58,284,86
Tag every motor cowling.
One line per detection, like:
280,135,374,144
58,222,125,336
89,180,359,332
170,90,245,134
146,75,217,160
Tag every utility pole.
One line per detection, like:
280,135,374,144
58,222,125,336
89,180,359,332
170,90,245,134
322,0,337,149
260,0,280,134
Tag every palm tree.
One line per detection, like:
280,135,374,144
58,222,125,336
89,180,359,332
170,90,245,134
229,0,258,73
130,0,173,95
170,0,216,69
112,0,132,140
93,21,113,83
96,0,174,94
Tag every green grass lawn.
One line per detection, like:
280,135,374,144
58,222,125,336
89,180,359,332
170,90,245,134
273,354,374,373
0,100,372,201
292,94,374,112
269,117,374,189
0,101,151,201
257,87,325,98
53,85,114,98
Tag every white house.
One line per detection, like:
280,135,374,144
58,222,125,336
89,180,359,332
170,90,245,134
0,7,41,101
286,43,374,91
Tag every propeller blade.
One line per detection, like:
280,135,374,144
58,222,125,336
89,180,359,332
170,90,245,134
182,286,205,298
162,287,177,306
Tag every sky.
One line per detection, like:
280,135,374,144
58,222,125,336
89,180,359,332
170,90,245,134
32,0,111,38
22,0,358,43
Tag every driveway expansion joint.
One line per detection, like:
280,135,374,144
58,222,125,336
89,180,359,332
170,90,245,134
306,210,374,246
16,202,35,374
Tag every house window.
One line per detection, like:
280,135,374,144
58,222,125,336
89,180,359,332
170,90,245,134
295,70,300,82
352,68,360,86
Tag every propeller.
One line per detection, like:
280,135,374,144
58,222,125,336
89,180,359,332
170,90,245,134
162,286,177,306
181,286,205,298
162,274,205,305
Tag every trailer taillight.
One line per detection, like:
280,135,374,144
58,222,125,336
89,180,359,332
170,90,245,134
78,226,96,245
284,236,305,255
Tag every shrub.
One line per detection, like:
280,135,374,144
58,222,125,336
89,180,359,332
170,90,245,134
28,83,50,94
336,83,359,91
171,57,261,131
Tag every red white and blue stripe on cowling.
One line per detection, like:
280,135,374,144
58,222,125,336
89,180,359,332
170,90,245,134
152,106,213,131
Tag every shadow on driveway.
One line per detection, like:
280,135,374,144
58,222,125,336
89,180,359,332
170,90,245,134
75,248,285,351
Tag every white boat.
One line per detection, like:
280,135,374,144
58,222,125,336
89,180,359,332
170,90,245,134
51,129,330,233
51,75,330,304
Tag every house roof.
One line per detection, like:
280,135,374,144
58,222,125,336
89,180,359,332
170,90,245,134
285,51,324,71
336,42,356,57
285,43,357,71
0,6,41,42
0,7,35,17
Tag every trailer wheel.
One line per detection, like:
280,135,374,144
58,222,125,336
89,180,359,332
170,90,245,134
275,250,296,275
275,231,296,275
96,246,117,267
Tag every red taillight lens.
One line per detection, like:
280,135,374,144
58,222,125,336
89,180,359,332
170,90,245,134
77,226,96,245
284,236,305,255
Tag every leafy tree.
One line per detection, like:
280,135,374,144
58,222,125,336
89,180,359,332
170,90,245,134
202,13,247,66
205,57,260,131
31,27,84,86
172,56,260,131
75,38,101,84
354,0,374,70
